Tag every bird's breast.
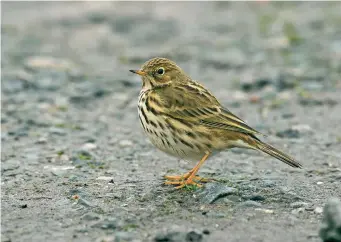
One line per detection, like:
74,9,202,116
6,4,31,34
137,93,209,161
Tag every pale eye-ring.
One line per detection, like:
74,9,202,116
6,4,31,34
156,67,165,75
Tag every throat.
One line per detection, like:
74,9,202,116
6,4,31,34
142,80,153,92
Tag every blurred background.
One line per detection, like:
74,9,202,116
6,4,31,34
2,2,341,242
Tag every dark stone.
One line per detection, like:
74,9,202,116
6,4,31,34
186,231,203,242
299,98,337,107
249,194,266,202
241,78,272,92
154,231,203,242
276,129,300,139
91,218,121,230
120,79,139,88
7,126,29,137
282,113,295,119
87,12,108,24
319,198,341,242
93,88,110,98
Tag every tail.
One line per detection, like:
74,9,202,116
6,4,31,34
254,140,302,168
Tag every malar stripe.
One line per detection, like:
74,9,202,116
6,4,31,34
138,114,147,130
140,107,150,124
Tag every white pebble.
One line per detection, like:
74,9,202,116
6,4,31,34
314,207,323,214
96,176,114,181
119,140,133,147
81,143,97,151
291,124,312,133
317,181,323,185
255,208,274,214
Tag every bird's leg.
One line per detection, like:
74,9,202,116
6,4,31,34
165,152,211,189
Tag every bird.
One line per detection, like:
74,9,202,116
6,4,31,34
129,57,302,189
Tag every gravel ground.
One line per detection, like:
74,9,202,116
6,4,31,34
1,2,341,242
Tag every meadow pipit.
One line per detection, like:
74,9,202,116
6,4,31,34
130,57,302,189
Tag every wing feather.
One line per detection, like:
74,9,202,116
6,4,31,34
153,81,263,136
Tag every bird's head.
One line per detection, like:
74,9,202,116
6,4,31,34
130,57,188,90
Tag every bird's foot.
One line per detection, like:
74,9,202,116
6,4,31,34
164,173,211,189
164,179,203,189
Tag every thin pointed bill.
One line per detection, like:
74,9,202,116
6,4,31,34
129,70,146,76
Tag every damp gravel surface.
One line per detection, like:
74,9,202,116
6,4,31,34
1,2,341,242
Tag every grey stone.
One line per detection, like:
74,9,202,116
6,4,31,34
77,197,93,208
49,127,66,136
82,212,101,221
1,159,20,172
291,208,305,215
196,183,237,204
238,201,262,208
92,218,122,230
290,202,309,208
224,195,241,203
114,232,135,242
319,198,341,242
262,180,276,187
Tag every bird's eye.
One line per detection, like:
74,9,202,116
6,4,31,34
156,67,165,75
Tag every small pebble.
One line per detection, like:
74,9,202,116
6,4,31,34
95,237,114,242
255,208,274,214
291,208,305,215
49,127,66,136
81,143,98,151
36,137,47,144
290,202,309,208
317,181,324,185
119,140,133,147
82,212,101,221
291,124,312,133
315,207,323,214
96,176,115,181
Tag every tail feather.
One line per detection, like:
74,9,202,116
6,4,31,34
256,141,303,168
